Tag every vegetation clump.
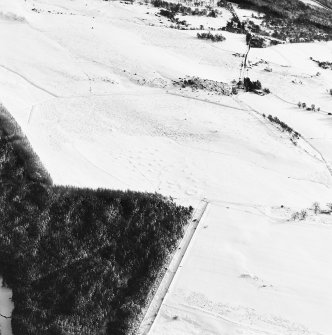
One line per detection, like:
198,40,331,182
310,57,332,70
291,209,308,221
152,0,218,17
241,77,270,95
0,104,192,335
291,202,332,221
243,77,262,92
223,17,247,34
173,76,232,95
159,8,175,20
297,101,320,111
267,114,301,141
197,31,226,42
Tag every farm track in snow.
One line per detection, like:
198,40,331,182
138,199,209,335
0,64,59,98
234,94,332,178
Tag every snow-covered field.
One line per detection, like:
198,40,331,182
0,278,13,335
1,0,332,334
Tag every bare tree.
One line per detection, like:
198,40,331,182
312,202,320,215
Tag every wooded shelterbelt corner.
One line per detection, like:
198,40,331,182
0,104,192,335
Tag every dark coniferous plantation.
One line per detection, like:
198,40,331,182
230,0,332,42
231,0,332,28
0,105,192,335
243,77,262,92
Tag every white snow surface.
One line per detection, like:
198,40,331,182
0,278,13,335
1,0,332,334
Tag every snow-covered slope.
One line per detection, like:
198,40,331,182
299,0,324,8
1,0,332,334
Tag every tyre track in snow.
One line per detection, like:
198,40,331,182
138,199,209,335
301,137,332,177
270,93,332,177
164,302,281,335
71,144,132,188
0,64,59,98
234,94,332,178
166,92,247,112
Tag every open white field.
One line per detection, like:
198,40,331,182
152,203,332,335
0,279,13,335
1,0,332,334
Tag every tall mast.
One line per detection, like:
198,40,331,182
240,35,251,82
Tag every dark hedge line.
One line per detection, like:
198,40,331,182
267,115,301,139
0,105,192,335
310,57,332,70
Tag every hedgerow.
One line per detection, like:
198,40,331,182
197,31,226,42
267,114,301,139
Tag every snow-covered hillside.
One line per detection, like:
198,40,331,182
300,0,324,8
1,0,332,334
